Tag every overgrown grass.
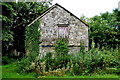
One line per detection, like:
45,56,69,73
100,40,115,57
2,63,120,78
2,46,120,78
2,63,36,78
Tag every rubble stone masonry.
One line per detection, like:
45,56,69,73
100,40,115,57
39,4,88,57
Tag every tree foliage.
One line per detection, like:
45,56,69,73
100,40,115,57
2,2,52,56
81,9,120,49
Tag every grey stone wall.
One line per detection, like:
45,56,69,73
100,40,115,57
39,5,88,57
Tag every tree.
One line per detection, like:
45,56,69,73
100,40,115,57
2,2,16,55
81,9,120,49
112,9,120,49
2,2,52,56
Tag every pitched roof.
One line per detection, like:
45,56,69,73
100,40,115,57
28,3,89,27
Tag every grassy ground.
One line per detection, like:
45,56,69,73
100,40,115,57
2,64,36,78
44,74,119,78
1,63,120,78
0,65,2,79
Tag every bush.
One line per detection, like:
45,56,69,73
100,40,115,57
68,47,119,75
35,38,70,75
55,38,69,56
17,56,32,73
54,38,70,69
16,47,119,75
2,56,16,65
45,52,54,71
41,41,119,76
54,55,70,69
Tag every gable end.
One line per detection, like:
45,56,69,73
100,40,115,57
28,3,89,27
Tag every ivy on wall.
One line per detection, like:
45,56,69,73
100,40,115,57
54,38,70,68
55,38,69,56
17,21,41,73
25,20,40,57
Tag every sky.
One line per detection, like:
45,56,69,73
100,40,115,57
52,0,120,18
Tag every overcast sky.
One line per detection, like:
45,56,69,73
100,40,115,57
52,0,119,18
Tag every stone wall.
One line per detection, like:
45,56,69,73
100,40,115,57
39,4,88,57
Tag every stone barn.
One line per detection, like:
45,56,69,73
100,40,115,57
28,3,88,57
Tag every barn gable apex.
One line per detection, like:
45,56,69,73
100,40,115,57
28,3,88,27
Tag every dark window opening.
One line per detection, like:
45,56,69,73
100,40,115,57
57,24,69,38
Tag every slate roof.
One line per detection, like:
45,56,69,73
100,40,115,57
28,3,89,27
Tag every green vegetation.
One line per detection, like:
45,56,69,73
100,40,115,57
25,21,40,55
44,74,119,78
2,63,119,78
81,9,120,49
2,56,16,65
2,2,50,56
2,37,120,78
16,21,40,73
55,38,69,56
54,38,70,69
2,63,36,78
2,1,120,79
15,39,120,77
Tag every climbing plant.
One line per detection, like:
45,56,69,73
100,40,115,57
54,38,70,68
55,38,69,56
25,20,40,58
17,20,41,73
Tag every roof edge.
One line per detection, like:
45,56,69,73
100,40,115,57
28,4,57,27
28,3,89,27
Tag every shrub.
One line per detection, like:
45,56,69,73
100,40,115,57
54,55,70,69
43,48,119,75
2,56,16,65
17,57,32,73
55,38,69,56
68,47,119,75
44,52,54,71
38,38,70,74
54,38,70,69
